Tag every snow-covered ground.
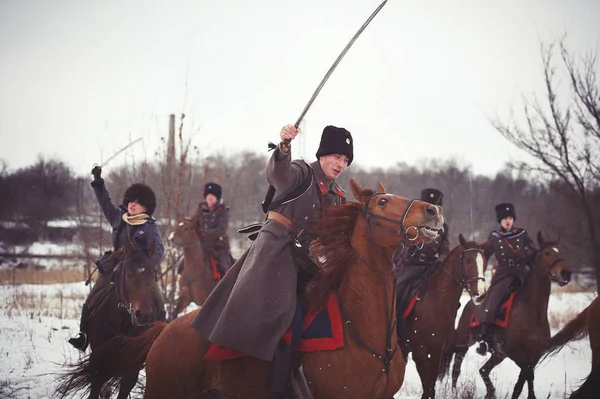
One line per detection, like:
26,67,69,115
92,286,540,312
0,282,595,399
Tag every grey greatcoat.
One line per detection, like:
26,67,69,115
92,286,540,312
191,148,345,361
196,201,234,273
474,227,537,323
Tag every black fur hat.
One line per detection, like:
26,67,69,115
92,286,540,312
204,182,222,201
495,203,516,223
122,184,157,215
420,188,443,206
315,125,354,166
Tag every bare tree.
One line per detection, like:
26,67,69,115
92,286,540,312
491,38,600,290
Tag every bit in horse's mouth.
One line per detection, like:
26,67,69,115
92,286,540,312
419,226,440,239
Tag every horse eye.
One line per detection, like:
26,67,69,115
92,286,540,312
378,198,388,206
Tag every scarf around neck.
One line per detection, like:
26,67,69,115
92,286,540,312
122,212,151,226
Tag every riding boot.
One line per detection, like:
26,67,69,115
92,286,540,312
476,322,492,356
268,341,294,399
68,303,90,352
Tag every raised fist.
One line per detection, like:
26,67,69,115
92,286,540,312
91,166,102,180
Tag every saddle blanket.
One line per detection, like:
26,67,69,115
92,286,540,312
469,291,516,329
402,292,420,319
204,292,344,360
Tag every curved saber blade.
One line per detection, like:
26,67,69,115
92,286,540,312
292,0,388,130
100,137,143,168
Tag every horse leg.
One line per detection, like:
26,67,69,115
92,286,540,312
569,363,600,399
451,346,468,389
173,288,192,320
524,367,536,399
116,374,138,399
479,351,506,399
413,349,441,399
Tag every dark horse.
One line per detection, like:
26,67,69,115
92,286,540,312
170,216,217,320
537,294,600,398
67,180,444,398
447,232,572,399
54,242,160,399
398,233,487,399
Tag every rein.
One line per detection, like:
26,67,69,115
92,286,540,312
442,247,486,302
340,192,420,381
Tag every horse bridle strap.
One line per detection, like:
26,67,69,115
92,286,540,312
442,247,485,301
363,194,417,241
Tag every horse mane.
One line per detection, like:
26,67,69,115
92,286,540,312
305,201,362,310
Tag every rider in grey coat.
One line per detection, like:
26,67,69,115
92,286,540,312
192,124,354,398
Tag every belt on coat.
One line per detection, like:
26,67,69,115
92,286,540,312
266,211,304,237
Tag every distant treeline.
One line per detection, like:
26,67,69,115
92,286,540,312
1,155,599,277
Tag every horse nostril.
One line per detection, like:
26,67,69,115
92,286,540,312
561,270,571,281
426,205,437,216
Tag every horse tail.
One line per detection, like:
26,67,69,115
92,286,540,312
53,322,167,398
539,305,589,365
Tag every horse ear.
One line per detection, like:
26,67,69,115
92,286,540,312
537,231,544,247
459,233,466,246
377,181,386,193
349,179,364,202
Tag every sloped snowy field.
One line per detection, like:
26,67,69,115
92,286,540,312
0,282,595,399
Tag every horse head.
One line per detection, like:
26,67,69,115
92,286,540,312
456,233,487,298
116,242,159,326
349,179,444,250
170,217,201,248
535,231,571,286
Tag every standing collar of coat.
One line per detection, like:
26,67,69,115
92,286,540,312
309,160,346,199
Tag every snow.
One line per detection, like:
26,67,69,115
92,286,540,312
0,282,595,399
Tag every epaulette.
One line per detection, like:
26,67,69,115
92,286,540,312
334,184,346,199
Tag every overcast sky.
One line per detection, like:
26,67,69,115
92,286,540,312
1,0,599,177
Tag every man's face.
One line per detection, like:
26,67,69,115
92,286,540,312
128,200,147,216
205,194,218,208
501,216,514,231
319,154,349,180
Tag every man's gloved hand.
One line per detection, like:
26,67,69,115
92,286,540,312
91,166,102,180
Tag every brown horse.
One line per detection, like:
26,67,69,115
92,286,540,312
54,242,159,399
537,294,600,398
78,179,444,398
170,216,217,319
399,233,487,399
448,231,572,399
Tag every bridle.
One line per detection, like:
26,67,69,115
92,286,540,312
172,218,203,248
340,192,433,383
442,246,486,301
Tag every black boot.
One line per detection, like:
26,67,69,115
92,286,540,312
476,323,492,356
68,303,90,352
268,341,294,399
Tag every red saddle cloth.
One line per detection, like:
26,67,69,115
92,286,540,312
204,292,344,360
469,291,517,329
402,292,420,319
210,257,223,281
